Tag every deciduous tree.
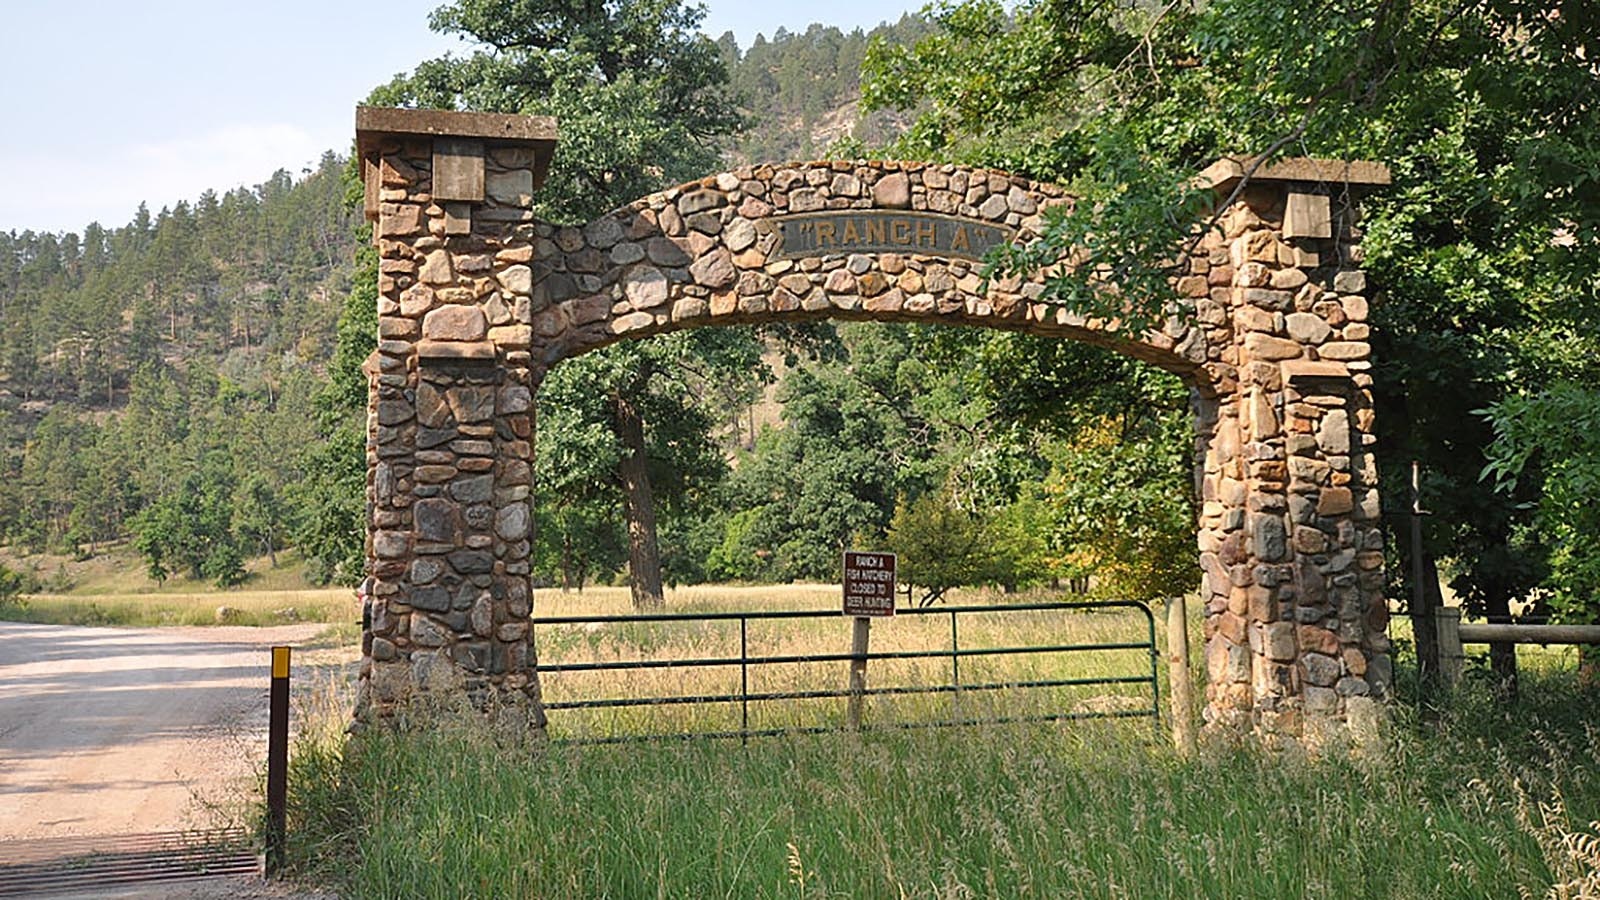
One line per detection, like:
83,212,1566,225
864,0,1600,682
375,0,763,607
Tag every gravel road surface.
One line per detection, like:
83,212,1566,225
0,621,327,841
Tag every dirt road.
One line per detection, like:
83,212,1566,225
0,621,328,841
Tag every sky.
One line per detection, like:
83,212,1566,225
0,0,921,236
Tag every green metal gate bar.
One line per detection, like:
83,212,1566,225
532,599,1161,743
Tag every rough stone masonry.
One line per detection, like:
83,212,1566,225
354,106,1391,744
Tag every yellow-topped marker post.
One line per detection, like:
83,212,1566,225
266,646,291,876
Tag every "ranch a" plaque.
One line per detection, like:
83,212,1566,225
772,212,1014,263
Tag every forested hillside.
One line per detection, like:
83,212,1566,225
1,155,355,405
0,19,949,593
717,18,930,163
0,153,359,585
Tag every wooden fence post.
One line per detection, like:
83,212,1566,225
847,617,871,730
1166,596,1196,756
1436,607,1463,692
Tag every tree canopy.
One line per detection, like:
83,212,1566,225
371,0,767,606
861,0,1600,671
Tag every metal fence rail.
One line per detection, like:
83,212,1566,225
531,599,1160,743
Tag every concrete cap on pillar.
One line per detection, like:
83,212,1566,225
355,106,559,220
1196,156,1392,195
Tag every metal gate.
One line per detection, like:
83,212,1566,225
532,599,1160,743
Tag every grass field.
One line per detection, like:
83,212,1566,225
276,585,1600,899
1,587,358,628
285,680,1600,898
0,542,326,594
0,544,358,627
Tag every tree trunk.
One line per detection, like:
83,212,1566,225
613,394,665,609
561,533,576,592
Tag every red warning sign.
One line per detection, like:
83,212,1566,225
842,551,896,617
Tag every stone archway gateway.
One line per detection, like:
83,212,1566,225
354,106,1392,741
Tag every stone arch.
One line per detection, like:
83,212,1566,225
355,106,1392,742
530,161,1217,394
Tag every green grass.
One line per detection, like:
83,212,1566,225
0,543,355,627
281,607,1600,898
285,683,1600,898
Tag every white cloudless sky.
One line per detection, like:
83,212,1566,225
0,0,921,235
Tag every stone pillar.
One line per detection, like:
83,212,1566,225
353,107,556,722
1191,158,1392,745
